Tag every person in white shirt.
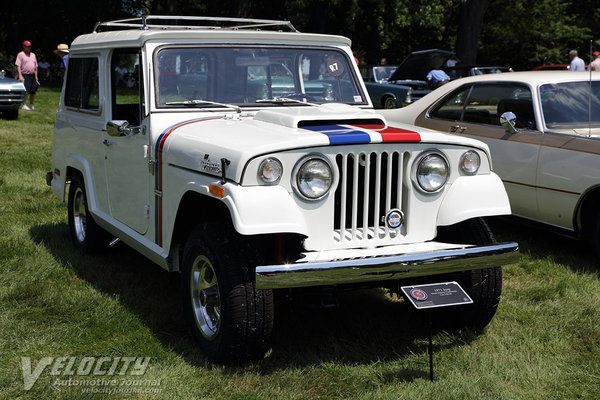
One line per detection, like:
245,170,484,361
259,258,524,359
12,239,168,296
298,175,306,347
569,50,585,71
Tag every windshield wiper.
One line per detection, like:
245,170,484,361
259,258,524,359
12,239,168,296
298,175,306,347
255,97,318,106
165,99,241,113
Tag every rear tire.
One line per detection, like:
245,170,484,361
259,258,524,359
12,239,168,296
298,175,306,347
433,218,503,331
181,223,273,363
67,175,107,254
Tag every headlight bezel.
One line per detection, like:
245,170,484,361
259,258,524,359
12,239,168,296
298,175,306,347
292,154,334,201
411,150,450,194
258,157,283,185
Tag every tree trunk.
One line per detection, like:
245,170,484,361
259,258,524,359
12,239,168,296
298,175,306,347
455,0,491,65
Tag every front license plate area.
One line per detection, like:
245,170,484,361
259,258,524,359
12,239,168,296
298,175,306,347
400,281,473,309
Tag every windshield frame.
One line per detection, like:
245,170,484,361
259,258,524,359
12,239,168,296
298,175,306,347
152,44,367,109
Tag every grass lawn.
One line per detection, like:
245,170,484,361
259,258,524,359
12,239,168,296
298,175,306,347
0,87,599,399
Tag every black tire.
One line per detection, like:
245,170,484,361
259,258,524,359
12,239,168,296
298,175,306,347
181,223,274,363
383,96,398,109
3,109,18,120
593,215,600,262
67,174,107,254
433,218,503,331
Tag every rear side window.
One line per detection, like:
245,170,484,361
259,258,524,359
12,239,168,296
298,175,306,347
430,83,536,129
65,57,99,111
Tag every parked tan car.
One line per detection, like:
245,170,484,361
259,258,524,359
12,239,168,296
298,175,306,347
382,71,600,258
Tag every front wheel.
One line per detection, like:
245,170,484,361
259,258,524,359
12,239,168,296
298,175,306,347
383,96,398,109
592,214,600,262
181,224,273,362
432,218,503,331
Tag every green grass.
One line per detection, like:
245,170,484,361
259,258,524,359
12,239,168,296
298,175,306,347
1,87,599,399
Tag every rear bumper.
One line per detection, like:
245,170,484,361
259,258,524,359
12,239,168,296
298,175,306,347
256,242,519,289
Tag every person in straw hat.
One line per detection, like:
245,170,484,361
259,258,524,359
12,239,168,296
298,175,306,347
54,43,69,70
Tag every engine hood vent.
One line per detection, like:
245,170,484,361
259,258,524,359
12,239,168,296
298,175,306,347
254,103,387,129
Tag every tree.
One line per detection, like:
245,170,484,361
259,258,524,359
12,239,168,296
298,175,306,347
477,0,590,69
455,0,491,64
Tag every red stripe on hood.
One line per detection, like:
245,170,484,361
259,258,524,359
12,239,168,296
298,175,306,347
352,124,421,142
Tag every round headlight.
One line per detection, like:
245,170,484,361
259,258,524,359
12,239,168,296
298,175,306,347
258,158,283,184
295,156,333,200
460,150,481,175
415,153,449,193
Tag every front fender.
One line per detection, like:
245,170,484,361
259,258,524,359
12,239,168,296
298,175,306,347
222,184,309,236
437,173,511,226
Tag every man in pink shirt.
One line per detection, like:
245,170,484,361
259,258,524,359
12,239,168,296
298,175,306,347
15,40,39,110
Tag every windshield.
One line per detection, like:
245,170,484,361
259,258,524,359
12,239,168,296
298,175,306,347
540,81,600,128
155,47,365,107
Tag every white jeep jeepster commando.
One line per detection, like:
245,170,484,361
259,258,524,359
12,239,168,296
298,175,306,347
48,16,518,362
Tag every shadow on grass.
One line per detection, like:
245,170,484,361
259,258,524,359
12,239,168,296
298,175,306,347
486,216,599,275
30,222,478,377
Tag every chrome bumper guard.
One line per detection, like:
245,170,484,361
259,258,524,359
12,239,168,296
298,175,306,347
256,242,519,289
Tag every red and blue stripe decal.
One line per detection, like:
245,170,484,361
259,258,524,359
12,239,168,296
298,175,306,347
302,123,420,145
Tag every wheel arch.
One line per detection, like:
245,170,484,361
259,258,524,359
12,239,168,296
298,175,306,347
574,184,600,240
169,190,233,271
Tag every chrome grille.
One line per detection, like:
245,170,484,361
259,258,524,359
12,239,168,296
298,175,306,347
0,91,26,104
334,150,409,245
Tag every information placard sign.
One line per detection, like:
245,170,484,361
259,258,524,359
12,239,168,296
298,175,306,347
401,281,473,309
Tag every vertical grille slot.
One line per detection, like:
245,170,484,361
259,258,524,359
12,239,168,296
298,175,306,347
334,150,406,245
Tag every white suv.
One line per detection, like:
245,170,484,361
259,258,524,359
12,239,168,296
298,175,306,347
48,16,518,362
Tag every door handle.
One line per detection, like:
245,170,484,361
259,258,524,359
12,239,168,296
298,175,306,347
450,125,467,133
103,139,114,146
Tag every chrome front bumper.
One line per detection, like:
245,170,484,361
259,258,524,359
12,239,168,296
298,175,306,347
256,242,519,289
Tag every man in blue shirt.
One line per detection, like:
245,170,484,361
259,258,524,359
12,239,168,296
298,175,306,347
568,50,585,71
426,69,450,88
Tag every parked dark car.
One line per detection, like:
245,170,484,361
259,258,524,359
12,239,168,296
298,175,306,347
361,65,413,108
444,65,513,79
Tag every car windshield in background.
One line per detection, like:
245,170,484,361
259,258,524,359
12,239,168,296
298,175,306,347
540,81,600,128
156,47,365,107
373,66,397,81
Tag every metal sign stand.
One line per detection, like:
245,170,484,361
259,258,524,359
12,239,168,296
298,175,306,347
428,310,434,381
401,281,474,382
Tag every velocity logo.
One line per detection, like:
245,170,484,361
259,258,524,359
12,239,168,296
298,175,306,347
21,356,150,390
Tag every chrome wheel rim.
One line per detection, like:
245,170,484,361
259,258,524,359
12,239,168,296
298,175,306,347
190,255,221,340
72,186,87,243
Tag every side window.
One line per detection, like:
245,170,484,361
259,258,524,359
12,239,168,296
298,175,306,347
430,86,471,121
64,57,99,111
465,84,536,129
111,49,143,125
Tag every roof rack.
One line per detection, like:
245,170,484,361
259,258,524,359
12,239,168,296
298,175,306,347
93,15,298,33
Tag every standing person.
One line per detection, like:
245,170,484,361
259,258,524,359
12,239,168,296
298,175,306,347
54,43,69,70
568,50,585,71
15,40,39,110
590,51,600,71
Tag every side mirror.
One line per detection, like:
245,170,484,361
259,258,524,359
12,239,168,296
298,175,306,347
106,120,144,137
500,111,518,134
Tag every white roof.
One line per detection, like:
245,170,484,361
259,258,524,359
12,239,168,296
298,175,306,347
447,70,600,86
70,29,352,51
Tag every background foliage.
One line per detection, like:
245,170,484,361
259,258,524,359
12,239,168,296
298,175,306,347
0,1,598,75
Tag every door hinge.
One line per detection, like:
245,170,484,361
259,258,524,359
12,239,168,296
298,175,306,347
154,189,162,198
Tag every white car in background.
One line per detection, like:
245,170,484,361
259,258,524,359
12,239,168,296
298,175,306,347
382,71,600,258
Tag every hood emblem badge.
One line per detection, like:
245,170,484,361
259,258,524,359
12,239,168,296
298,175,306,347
383,209,404,230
